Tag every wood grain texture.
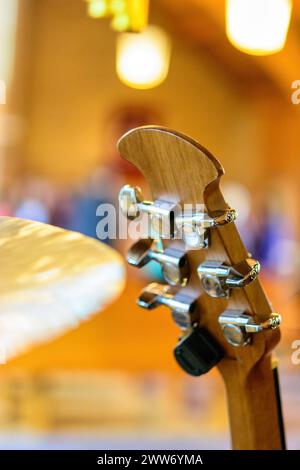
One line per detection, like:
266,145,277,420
118,126,283,449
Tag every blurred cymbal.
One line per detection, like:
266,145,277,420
0,217,125,363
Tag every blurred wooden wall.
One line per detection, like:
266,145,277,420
22,0,273,186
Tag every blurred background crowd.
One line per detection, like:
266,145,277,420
0,0,299,449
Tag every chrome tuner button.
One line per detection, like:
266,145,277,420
198,259,260,298
126,239,189,286
118,185,179,239
119,185,142,220
221,323,251,347
201,273,227,298
137,282,198,330
181,223,208,250
162,255,189,286
219,310,281,347
162,261,181,286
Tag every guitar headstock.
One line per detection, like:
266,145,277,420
118,126,281,377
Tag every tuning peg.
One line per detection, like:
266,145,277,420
197,259,260,298
119,185,179,238
218,310,281,347
137,282,198,330
175,208,237,249
118,184,143,220
138,282,224,375
127,239,189,286
119,184,237,248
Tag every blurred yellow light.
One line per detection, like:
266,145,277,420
110,0,149,33
226,0,292,55
116,25,171,89
87,0,108,18
126,0,149,32
110,0,126,15
111,12,130,32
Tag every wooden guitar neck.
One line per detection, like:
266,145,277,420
118,126,285,450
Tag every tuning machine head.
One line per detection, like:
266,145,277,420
119,185,237,248
137,282,224,375
119,185,179,239
175,208,237,250
219,310,281,347
198,258,260,298
127,239,189,286
137,282,198,330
